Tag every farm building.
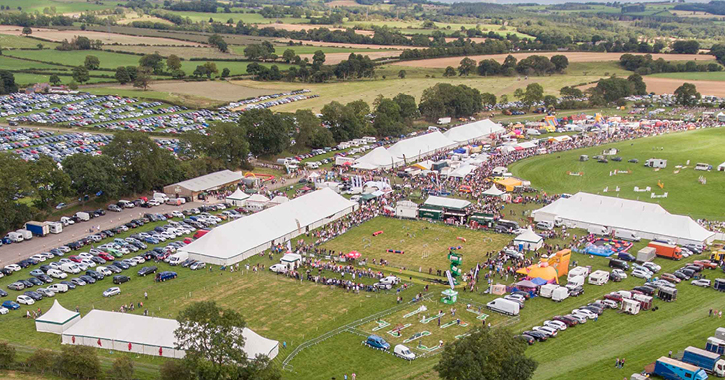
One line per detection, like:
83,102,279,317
61,310,278,360
35,301,80,335
180,188,357,265
163,170,243,199
532,192,715,245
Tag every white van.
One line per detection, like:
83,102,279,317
536,221,554,230
48,222,63,234
486,298,520,316
567,275,585,288
5,232,23,243
614,229,640,242
60,216,74,226
47,269,67,279
16,229,32,240
48,284,69,293
568,266,591,281
167,252,189,266
61,263,80,274
305,161,320,169
153,192,169,202
393,344,416,360
539,284,559,299
552,287,569,302
587,225,608,236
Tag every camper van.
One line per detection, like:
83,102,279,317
587,225,608,236
614,229,640,242
16,229,32,241
695,163,713,171
487,298,520,316
588,270,610,285
644,158,667,168
568,266,591,281
567,275,585,288
5,232,23,243
48,222,63,234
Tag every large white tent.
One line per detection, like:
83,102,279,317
353,147,403,170
35,300,80,334
443,119,504,146
226,188,250,207
532,192,715,245
386,131,456,163
513,229,544,251
61,310,279,360
181,188,357,265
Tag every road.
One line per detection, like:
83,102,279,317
0,200,215,268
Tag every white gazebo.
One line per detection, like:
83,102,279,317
481,184,505,197
718,162,725,172
35,300,81,334
513,229,544,251
226,188,250,207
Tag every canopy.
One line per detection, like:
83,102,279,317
530,277,549,286
347,251,361,259
515,280,537,288
481,184,505,197
35,300,80,334
442,119,504,145
227,188,249,201
494,177,523,191
387,131,456,162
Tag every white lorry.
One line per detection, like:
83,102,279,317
486,298,520,316
614,229,640,242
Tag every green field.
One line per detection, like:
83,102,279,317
0,35,58,49
0,0,121,13
509,128,725,219
651,71,725,81
230,44,389,56
164,10,310,25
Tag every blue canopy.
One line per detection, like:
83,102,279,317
530,277,548,286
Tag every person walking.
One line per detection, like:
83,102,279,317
615,358,620,368
144,291,148,300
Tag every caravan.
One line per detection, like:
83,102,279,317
588,270,610,285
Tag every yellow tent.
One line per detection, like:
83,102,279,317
494,177,522,191
516,263,560,284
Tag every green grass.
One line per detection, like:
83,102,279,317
509,128,725,219
0,35,58,49
0,0,121,13
163,10,309,25
650,71,725,81
3,49,142,69
11,72,111,86
0,55,66,71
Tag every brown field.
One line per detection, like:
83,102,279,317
643,77,725,96
299,50,401,64
137,80,279,102
259,23,374,36
326,0,363,7
444,37,487,43
0,26,201,46
392,52,714,68
279,39,414,50
117,15,175,26
102,45,234,59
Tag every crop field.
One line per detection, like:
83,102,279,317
392,52,712,69
0,34,58,49
103,45,234,60
162,10,309,25
125,81,280,102
643,75,725,97
0,26,201,46
0,0,120,14
339,20,533,39
278,38,415,51
509,128,725,219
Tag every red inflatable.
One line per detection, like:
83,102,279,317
386,249,404,254
373,231,384,236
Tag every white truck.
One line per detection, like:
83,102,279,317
167,251,189,266
587,225,608,236
76,212,90,222
486,298,520,316
153,192,169,203
16,229,32,240
614,229,640,241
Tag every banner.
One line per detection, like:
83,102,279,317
445,270,455,290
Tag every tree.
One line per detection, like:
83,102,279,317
373,97,404,137
674,82,701,106
68,81,78,90
653,41,665,53
160,360,192,380
166,54,182,71
133,66,152,90
477,59,501,76
71,66,90,84
435,327,537,380
672,40,700,54
393,93,418,120
208,34,228,53
543,95,558,107
458,57,476,76
62,155,123,200
481,92,496,106
312,50,326,66
560,86,583,98
175,301,281,380
550,55,569,72
398,70,406,79
139,53,165,74
202,61,218,79
181,122,249,169
22,26,32,36
56,345,101,380
239,109,291,156
111,356,134,380
294,109,335,149
282,49,296,63
243,45,265,60
49,73,61,85
29,156,72,210
115,66,130,85
0,70,17,94
443,66,456,77
26,349,55,375
523,83,544,108
627,73,647,95
103,131,184,194
0,342,15,369
84,55,100,70
419,83,484,120
502,54,517,69
321,101,366,142
221,68,230,78
593,77,635,103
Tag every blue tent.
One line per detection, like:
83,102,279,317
530,277,548,286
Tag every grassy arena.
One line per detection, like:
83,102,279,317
508,128,725,219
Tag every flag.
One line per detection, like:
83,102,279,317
445,270,455,290
97,338,102,347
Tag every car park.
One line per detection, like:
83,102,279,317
543,320,567,331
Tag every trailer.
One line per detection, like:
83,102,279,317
658,287,678,302
539,284,559,299
682,346,725,377
25,221,49,237
621,298,641,315
716,279,725,292
653,357,708,380
632,293,653,311
717,328,725,341
48,222,62,234
645,158,668,168
707,337,725,355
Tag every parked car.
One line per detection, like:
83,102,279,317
137,266,157,277
16,295,35,305
103,287,121,297
691,279,711,288
2,301,20,310
113,275,130,284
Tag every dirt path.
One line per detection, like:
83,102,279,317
392,52,713,68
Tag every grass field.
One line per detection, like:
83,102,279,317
163,10,309,25
0,35,58,49
651,71,725,81
83,87,226,109
509,128,725,219
0,0,120,14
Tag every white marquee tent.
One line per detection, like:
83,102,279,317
443,119,505,145
513,229,544,251
353,147,403,170
481,184,505,197
61,310,279,360
226,188,250,207
35,300,80,334
181,188,357,265
532,192,715,245
386,131,456,163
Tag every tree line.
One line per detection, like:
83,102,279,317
447,54,569,78
619,53,722,75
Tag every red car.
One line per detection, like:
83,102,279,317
512,196,523,204
69,255,82,263
604,293,623,302
98,252,114,261
694,260,718,269
552,315,578,327
661,273,681,283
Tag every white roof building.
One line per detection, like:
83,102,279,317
35,300,80,334
181,188,357,265
423,196,471,210
386,131,456,162
163,170,243,198
226,188,250,207
532,192,715,245
61,310,278,360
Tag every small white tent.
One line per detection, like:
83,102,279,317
395,200,419,219
718,162,725,172
513,229,544,251
481,184,505,197
35,300,81,334
226,188,250,207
